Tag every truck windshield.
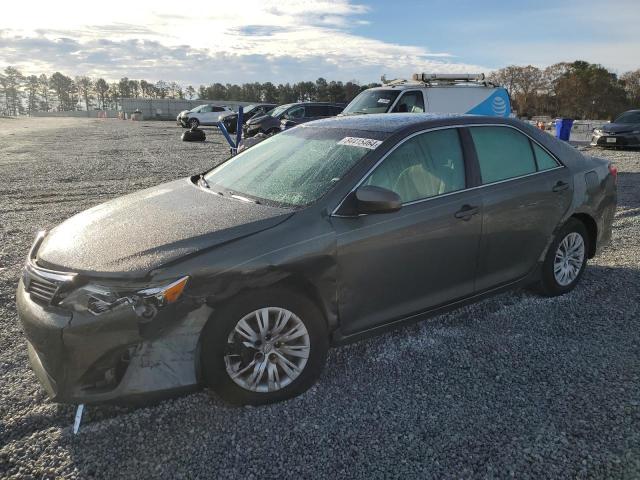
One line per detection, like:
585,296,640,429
342,90,400,114
204,127,386,207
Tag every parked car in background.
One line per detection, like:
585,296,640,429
243,102,343,137
341,73,511,117
221,104,277,134
17,114,616,407
179,104,234,128
176,110,190,126
591,109,640,148
280,104,344,131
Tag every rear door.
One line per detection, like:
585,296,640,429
201,106,226,125
468,125,572,291
332,127,483,335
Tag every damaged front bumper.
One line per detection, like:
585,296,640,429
16,261,212,404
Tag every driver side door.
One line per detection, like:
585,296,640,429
331,127,482,335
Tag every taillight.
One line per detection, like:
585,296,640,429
609,163,618,185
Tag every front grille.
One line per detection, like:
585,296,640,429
27,276,59,304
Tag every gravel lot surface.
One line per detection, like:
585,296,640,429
1,118,639,479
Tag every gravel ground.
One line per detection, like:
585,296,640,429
0,118,638,479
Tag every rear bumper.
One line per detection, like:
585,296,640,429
17,278,210,404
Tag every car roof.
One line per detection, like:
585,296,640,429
301,113,533,134
300,113,469,133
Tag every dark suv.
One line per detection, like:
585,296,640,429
222,103,277,134
243,102,343,137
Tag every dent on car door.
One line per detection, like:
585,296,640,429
331,128,482,335
469,126,572,291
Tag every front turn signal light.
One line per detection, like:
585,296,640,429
160,277,189,304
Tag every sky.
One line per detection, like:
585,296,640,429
0,0,638,85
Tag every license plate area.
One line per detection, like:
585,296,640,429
606,137,617,143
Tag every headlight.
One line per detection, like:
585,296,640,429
60,276,189,317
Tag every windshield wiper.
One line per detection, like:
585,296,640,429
198,176,226,197
230,193,261,204
197,175,210,189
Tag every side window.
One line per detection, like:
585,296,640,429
470,127,537,184
212,106,225,112
287,106,305,119
532,143,559,170
365,129,465,203
392,91,425,113
201,105,213,113
306,105,327,117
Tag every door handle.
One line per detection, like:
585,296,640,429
454,205,479,221
552,181,569,192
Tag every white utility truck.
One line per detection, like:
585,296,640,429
341,73,511,117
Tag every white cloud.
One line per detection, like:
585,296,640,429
0,0,488,83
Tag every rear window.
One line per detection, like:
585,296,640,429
470,127,537,184
532,143,559,170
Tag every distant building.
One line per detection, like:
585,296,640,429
119,98,257,120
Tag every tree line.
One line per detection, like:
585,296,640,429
0,67,380,116
1,61,639,119
489,61,640,119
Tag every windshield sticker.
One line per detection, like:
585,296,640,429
338,137,383,150
377,98,391,104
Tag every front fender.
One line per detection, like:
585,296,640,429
159,213,339,332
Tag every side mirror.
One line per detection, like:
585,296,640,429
355,186,402,214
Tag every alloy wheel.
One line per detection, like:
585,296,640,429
224,307,310,393
553,232,585,286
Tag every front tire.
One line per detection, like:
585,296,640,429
200,289,329,405
537,218,589,296
188,118,200,128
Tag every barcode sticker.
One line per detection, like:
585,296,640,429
337,137,383,149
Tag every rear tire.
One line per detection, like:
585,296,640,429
200,288,329,405
537,218,589,297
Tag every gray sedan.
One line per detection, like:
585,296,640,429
17,114,616,406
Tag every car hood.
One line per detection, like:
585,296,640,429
37,179,293,276
603,123,640,134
